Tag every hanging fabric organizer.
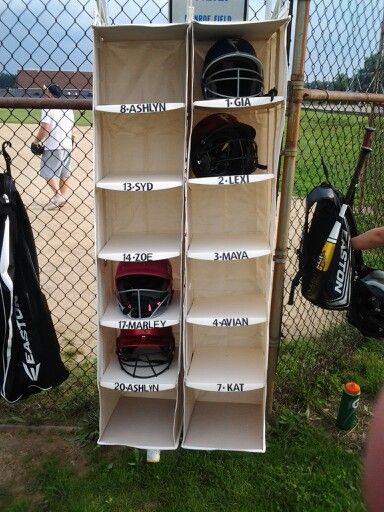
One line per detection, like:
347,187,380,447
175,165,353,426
93,16,289,452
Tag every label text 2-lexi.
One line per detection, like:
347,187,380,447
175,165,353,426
120,103,166,114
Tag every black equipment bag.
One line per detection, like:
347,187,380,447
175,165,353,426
347,266,384,339
289,178,357,310
0,141,68,402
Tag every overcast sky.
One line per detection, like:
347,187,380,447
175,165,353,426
0,0,382,83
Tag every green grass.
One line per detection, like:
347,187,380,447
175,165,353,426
277,322,384,416
1,322,380,512
0,358,98,426
294,110,382,207
0,108,92,126
0,409,364,512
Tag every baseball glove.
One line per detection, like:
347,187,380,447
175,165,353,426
31,143,45,156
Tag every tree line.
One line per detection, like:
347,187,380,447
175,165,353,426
1,53,382,92
305,53,383,92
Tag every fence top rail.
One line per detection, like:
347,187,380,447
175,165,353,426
0,97,93,110
302,88,384,104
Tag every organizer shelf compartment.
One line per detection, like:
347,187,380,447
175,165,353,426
191,18,289,104
182,389,265,452
184,324,268,391
187,233,271,260
186,182,275,248
95,188,183,261
187,293,267,327
185,346,265,392
93,23,189,106
94,110,186,184
100,348,180,392
99,389,181,450
98,233,182,262
189,100,285,180
100,291,181,329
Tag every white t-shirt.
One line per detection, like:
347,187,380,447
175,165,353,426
41,109,74,151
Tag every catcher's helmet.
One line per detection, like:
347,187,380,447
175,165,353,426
116,327,175,378
202,38,264,99
190,113,260,177
347,268,384,339
115,260,173,319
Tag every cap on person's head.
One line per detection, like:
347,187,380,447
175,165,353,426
43,83,62,98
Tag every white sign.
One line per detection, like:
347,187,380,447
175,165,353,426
169,0,248,23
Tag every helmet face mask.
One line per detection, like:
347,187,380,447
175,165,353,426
202,38,264,100
116,328,175,378
115,261,173,319
191,113,257,177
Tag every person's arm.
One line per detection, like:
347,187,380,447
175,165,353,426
33,122,50,144
351,227,384,250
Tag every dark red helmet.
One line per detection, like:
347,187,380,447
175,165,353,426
190,113,257,177
116,327,175,378
115,260,173,319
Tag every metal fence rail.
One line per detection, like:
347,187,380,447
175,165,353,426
0,0,383,423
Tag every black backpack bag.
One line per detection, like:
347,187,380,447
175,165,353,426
0,141,68,402
289,162,359,310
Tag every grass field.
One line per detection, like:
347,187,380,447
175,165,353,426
0,107,382,511
0,108,92,126
1,323,382,512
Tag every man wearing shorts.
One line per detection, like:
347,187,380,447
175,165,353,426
32,83,75,209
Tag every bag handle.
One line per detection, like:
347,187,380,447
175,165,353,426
1,141,12,175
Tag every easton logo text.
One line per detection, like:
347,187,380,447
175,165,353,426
14,296,41,382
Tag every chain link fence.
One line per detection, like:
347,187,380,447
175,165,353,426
0,0,382,423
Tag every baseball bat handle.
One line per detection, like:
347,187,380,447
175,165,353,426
362,126,375,148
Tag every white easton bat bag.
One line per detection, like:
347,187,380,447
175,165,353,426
0,142,68,402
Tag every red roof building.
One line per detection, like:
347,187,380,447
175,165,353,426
16,69,92,91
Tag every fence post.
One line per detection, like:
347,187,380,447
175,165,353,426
266,0,311,418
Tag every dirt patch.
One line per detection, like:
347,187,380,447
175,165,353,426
0,429,88,503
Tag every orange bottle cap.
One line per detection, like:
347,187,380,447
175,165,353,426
345,382,361,395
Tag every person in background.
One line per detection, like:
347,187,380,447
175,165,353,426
351,225,384,511
31,83,75,209
351,226,384,251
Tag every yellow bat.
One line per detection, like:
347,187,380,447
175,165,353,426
316,204,348,272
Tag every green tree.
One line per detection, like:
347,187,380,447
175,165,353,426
0,73,16,88
352,53,382,92
332,72,349,91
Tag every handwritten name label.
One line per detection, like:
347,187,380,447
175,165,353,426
120,103,166,114
217,383,245,392
118,319,167,329
114,382,160,392
214,251,249,261
123,182,154,192
225,97,252,108
123,252,153,262
212,318,249,327
218,175,250,185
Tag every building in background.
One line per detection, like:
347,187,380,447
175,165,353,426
15,69,93,97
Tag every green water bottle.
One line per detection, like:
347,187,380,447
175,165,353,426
336,381,361,430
